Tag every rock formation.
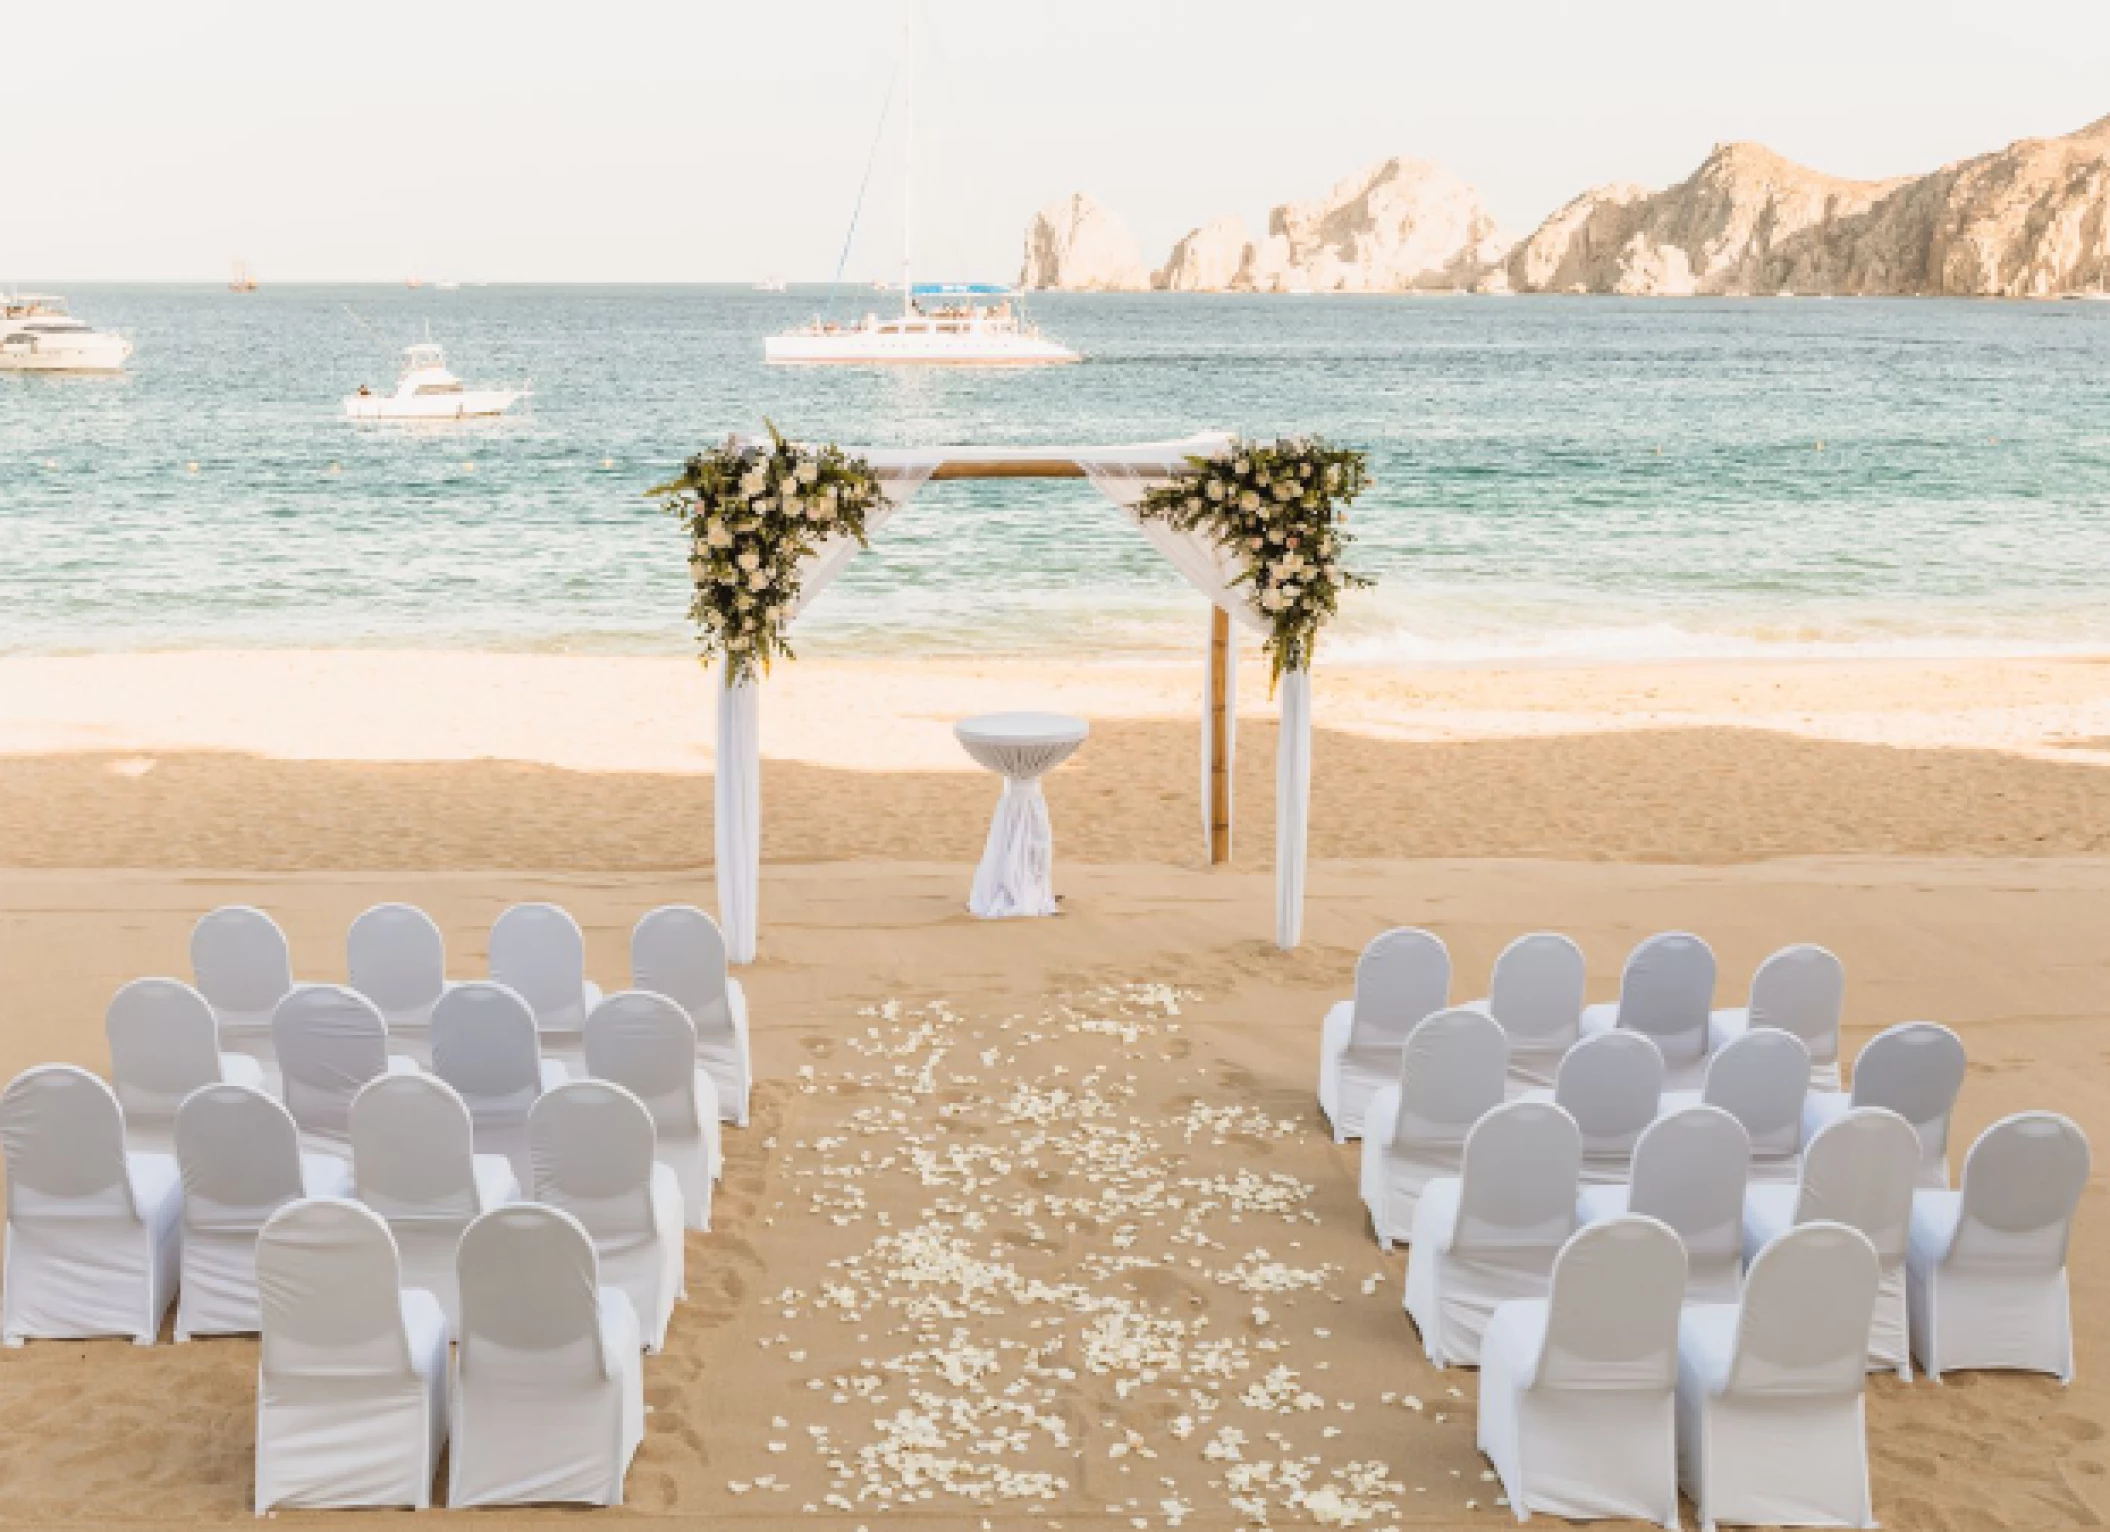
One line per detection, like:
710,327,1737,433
1018,193,1151,291
1154,216,1252,292
1508,116,2110,297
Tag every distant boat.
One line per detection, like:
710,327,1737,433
405,276,424,290
344,341,525,420
763,11,1078,367
754,278,788,293
229,261,260,293
436,279,461,292
0,293,133,372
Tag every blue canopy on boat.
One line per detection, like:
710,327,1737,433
911,283,1015,297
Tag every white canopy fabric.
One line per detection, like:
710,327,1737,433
583,991,721,1232
1317,927,1452,1143
0,1065,183,1346
254,1198,450,1513
105,977,265,1155
630,905,752,1126
450,1205,645,1508
1478,1215,1687,1528
708,432,1321,959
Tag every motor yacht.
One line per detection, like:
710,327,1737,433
0,294,134,373
343,341,525,421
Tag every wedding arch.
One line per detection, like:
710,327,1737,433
653,429,1371,964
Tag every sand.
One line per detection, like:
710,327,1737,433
0,650,2104,1529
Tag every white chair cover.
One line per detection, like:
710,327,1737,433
1676,1222,1879,1532
348,903,449,1066
1710,944,1844,1090
528,1081,685,1353
1316,928,1450,1142
1403,1100,1581,1367
1479,1216,1686,1528
1579,1105,1751,1305
431,981,569,1187
1663,1029,1810,1184
585,991,720,1231
0,1065,182,1346
449,1204,646,1508
1908,1111,2090,1382
254,1198,450,1512
350,1074,519,1331
1803,1021,1966,1189
105,976,265,1154
273,984,416,1157
490,903,603,1069
1459,932,1585,1095
1742,1106,1920,1378
1357,1008,1507,1248
1579,932,1716,1090
174,1084,353,1339
631,905,752,1126
191,904,298,1087
1522,1030,1663,1185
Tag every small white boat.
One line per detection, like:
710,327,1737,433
0,294,133,372
754,278,788,293
343,342,524,420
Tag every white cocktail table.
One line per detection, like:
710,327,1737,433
954,712,1089,919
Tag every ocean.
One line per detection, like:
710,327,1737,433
5,285,2109,663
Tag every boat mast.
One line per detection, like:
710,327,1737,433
900,4,914,317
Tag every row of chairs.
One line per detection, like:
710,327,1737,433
257,1198,642,1510
1319,929,1842,1142
191,901,751,1124
109,976,720,1229
0,1062,687,1357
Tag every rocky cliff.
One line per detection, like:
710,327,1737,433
1508,116,2110,296
1153,158,1505,292
1018,193,1151,291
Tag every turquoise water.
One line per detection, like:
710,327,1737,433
5,285,2109,661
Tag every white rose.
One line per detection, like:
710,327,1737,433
735,593,754,610
1206,481,1225,501
1239,491,1260,512
814,502,836,522
796,461,819,485
738,552,760,572
1234,458,1250,474
1259,588,1283,612
1272,483,1294,501
820,485,839,508
783,496,804,518
1281,584,1300,603
706,523,732,549
748,570,769,591
739,470,766,495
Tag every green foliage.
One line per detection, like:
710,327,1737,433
650,426,887,684
1134,437,1372,684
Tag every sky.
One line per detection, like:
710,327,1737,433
10,0,2110,284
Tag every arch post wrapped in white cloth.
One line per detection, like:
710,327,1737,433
954,712,1088,919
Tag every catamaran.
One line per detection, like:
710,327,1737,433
764,13,1078,366
0,294,133,373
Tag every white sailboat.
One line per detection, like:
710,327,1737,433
764,12,1078,367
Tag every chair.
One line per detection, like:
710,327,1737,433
174,1084,353,1340
348,903,451,1067
1675,1222,1880,1531
1579,932,1716,1090
1520,1030,1663,1186
1741,1106,1920,1379
191,905,302,1087
254,1198,449,1512
632,905,752,1126
431,981,570,1186
585,992,721,1232
1710,944,1845,1090
528,1081,684,1352
449,1205,645,1508
1908,1112,2090,1382
1660,1029,1810,1184
1403,1100,1581,1368
489,903,603,1070
1802,1022,1966,1189
105,976,266,1155
1459,932,1585,1095
1357,1008,1507,1249
272,985,419,1157
1479,1216,1686,1528
350,1074,519,1331
0,1066,182,1347
1579,1105,1751,1304
1316,928,1450,1142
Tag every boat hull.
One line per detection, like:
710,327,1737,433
764,334,1080,366
343,390,522,420
0,334,133,373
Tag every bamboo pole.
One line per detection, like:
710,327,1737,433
1209,606,1231,865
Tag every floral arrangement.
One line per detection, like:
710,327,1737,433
1133,437,1371,682
650,426,887,683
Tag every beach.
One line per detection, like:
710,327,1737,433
0,647,2104,1528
